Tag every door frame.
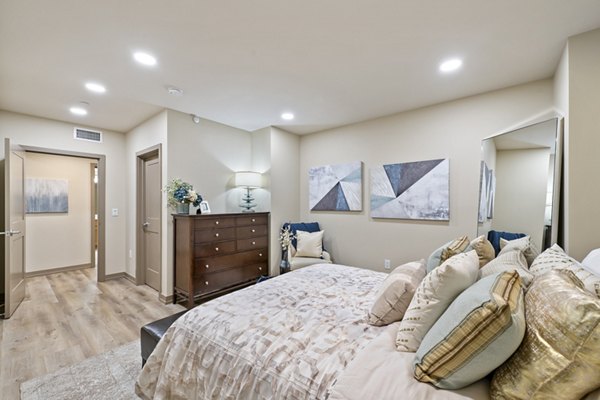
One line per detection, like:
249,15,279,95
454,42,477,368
19,145,107,281
90,162,98,269
135,144,162,291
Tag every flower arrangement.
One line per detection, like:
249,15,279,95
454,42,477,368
165,178,203,208
279,224,297,252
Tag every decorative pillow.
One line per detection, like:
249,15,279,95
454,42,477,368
440,236,470,264
530,244,600,297
499,236,539,267
469,235,495,267
583,248,600,275
368,260,426,326
487,230,526,256
414,270,525,389
426,236,469,272
295,230,324,258
491,270,600,399
479,248,533,288
396,250,480,352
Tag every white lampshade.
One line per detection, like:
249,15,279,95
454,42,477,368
235,171,262,188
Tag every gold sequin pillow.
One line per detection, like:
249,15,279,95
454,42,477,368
491,270,600,399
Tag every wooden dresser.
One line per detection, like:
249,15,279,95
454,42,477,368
173,212,270,308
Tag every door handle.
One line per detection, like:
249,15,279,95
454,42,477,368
142,222,149,228
0,229,21,236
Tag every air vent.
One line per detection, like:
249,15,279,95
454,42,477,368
74,127,102,143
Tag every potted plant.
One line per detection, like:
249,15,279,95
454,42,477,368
165,178,202,214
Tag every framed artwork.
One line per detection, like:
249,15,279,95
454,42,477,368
198,201,211,214
370,158,449,220
309,161,362,211
25,178,68,213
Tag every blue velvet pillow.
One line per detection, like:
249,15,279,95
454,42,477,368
487,230,526,256
283,222,321,249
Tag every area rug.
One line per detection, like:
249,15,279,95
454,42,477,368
20,341,140,400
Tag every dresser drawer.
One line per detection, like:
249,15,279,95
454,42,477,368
194,264,264,295
193,227,236,243
195,249,268,274
236,214,268,227
236,224,268,239
237,236,268,251
194,240,236,257
194,217,236,229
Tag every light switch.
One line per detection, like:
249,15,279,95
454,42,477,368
112,208,119,217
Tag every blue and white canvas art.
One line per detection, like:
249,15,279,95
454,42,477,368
309,161,362,211
26,178,69,213
370,158,449,220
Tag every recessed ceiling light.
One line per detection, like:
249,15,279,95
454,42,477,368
439,58,463,73
70,106,88,116
281,112,294,120
85,82,106,93
133,51,157,66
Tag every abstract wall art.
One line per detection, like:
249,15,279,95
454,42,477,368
25,178,69,213
309,161,362,211
370,158,449,220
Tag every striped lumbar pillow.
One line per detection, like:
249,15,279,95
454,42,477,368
413,270,525,389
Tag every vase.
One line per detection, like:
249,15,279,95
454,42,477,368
176,203,190,214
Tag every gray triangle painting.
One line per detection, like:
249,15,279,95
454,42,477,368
371,158,449,220
309,161,362,211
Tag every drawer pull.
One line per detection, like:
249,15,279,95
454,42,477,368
205,264,209,269
252,241,256,245
252,218,256,222
215,233,219,237
259,267,262,271
205,281,209,285
251,229,256,233
259,253,263,257
215,221,219,225
215,247,219,251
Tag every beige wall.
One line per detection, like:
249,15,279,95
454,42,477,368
565,28,600,260
493,149,550,250
0,110,127,275
554,44,569,249
25,153,96,272
124,110,168,281
299,79,554,271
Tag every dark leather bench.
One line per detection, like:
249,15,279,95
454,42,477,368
141,310,188,366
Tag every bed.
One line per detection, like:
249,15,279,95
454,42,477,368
135,264,489,399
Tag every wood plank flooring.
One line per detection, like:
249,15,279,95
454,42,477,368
0,268,184,399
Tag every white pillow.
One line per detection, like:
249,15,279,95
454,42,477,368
583,249,600,276
396,250,480,352
499,236,539,267
295,230,324,258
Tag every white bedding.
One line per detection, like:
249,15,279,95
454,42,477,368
136,264,492,400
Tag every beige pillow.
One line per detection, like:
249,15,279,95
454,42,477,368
469,235,495,267
491,270,600,399
396,250,480,352
440,235,470,264
499,236,539,267
367,260,426,326
295,230,324,258
479,249,533,288
531,244,600,297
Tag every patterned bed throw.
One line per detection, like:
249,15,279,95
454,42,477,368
136,264,386,400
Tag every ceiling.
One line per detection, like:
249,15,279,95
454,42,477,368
1,1,600,135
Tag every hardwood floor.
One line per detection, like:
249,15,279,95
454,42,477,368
0,268,184,399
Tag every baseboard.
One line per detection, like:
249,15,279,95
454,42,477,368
123,273,136,284
159,293,174,304
105,272,138,283
25,263,92,278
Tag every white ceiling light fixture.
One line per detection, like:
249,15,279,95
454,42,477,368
133,51,157,66
281,112,294,121
439,58,463,73
167,86,184,96
70,106,88,116
85,82,106,93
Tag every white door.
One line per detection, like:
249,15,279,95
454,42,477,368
2,138,26,318
143,156,161,291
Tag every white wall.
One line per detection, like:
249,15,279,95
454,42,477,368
565,28,600,260
493,148,550,250
25,153,95,272
124,110,168,280
0,110,127,275
299,79,554,271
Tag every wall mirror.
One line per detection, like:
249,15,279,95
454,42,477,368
477,118,563,252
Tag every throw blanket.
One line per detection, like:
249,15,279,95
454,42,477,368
136,264,386,400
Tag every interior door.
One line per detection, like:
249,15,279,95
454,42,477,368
2,138,26,318
143,156,161,291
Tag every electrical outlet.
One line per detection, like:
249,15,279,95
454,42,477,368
384,259,391,270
